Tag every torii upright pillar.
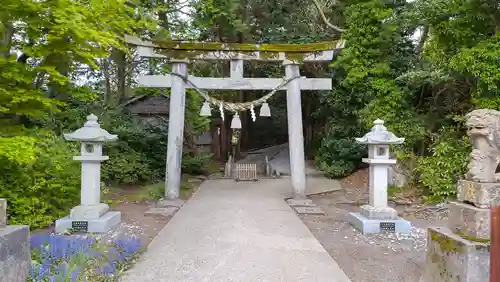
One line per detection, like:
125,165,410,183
284,60,306,199
164,60,188,206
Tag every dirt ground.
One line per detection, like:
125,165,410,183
300,169,448,282
36,178,204,248
101,178,204,247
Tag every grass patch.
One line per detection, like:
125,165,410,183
140,179,193,201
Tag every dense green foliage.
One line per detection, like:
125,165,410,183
0,0,210,228
315,0,499,201
0,129,80,228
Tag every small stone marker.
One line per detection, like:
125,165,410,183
287,199,316,207
145,207,178,217
0,198,6,226
347,119,411,234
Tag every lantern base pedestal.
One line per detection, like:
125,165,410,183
348,212,411,234
419,226,489,282
55,211,121,234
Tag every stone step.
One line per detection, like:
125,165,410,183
293,206,324,215
156,198,185,208
145,207,178,217
287,199,316,207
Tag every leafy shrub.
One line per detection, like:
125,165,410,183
102,149,153,185
414,127,470,202
315,136,366,178
0,130,80,229
98,111,166,184
181,152,214,175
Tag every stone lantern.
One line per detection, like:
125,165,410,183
55,114,121,233
348,119,411,234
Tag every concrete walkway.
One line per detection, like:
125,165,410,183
268,144,323,177
121,179,351,282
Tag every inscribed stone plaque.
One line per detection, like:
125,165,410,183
380,222,396,232
71,221,88,232
457,180,500,208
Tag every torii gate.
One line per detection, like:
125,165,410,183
124,35,344,203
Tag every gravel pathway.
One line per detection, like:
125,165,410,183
299,169,447,282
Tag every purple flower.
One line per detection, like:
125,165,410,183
29,234,142,281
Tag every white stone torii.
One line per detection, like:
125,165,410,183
124,35,344,202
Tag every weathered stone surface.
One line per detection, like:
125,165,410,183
448,201,490,240
70,203,109,220
157,198,185,208
465,109,500,183
388,163,409,188
457,180,500,208
0,199,6,226
287,199,315,207
293,206,324,215
145,207,178,217
420,226,489,282
0,225,30,282
360,205,398,220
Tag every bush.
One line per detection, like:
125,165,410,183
315,136,366,178
98,111,166,184
0,130,80,229
181,152,214,175
414,127,470,202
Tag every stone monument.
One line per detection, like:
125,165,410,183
420,109,500,282
348,119,411,234
0,199,30,282
55,114,121,233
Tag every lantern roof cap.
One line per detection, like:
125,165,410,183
64,114,118,142
355,119,404,145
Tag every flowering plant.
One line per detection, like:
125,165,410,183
29,234,141,282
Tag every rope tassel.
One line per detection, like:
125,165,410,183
200,101,212,116
260,102,271,117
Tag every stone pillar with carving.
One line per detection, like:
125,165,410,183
55,114,121,233
347,119,411,234
420,109,500,282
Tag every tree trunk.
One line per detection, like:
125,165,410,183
102,57,112,105
113,49,127,105
0,22,14,59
